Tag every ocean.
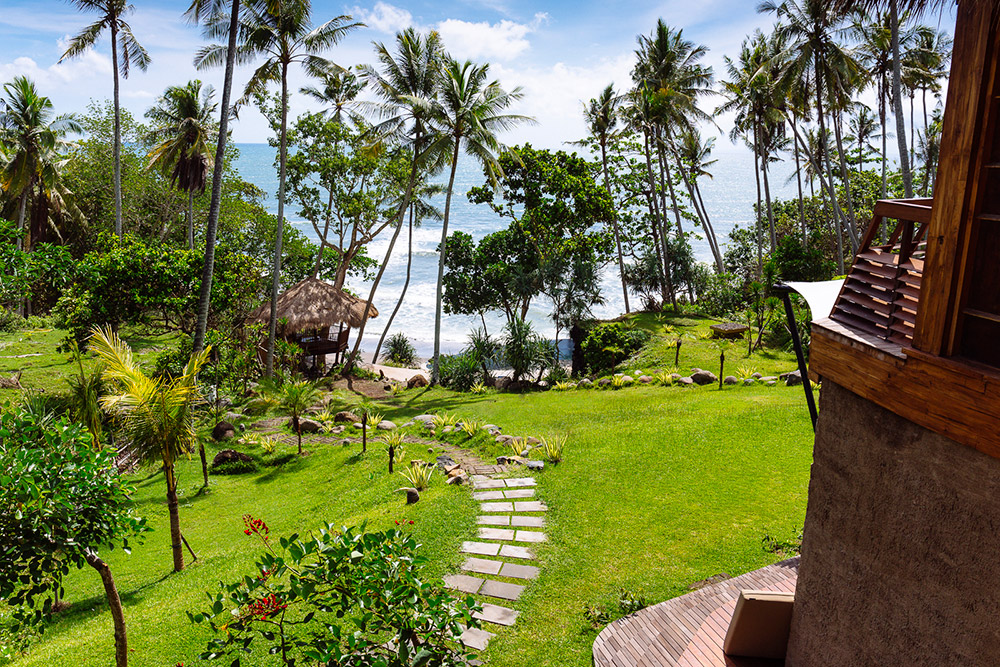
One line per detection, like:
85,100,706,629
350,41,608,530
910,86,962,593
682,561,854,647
232,142,797,359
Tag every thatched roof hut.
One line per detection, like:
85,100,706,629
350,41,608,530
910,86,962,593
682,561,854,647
247,277,378,333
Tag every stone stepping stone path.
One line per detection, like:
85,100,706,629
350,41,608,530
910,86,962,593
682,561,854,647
445,474,549,653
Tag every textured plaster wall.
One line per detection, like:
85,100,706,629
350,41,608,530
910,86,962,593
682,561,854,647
787,381,1000,665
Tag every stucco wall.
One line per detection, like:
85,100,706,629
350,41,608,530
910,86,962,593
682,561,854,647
787,381,1000,665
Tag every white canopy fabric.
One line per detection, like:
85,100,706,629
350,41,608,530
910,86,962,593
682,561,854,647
784,279,846,322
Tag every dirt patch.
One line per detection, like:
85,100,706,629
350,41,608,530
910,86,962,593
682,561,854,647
325,377,393,399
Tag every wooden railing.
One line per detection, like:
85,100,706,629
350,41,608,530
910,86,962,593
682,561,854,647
830,198,933,346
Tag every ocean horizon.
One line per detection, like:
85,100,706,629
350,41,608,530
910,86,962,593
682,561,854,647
232,142,799,360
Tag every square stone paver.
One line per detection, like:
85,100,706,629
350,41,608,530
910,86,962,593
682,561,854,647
478,527,515,541
511,515,545,528
514,530,547,543
473,490,505,501
498,544,534,560
513,501,547,512
444,574,483,594
462,557,503,575
481,579,525,601
473,603,520,627
477,515,510,526
503,489,535,499
461,541,501,556
504,477,536,487
472,479,505,490
480,502,514,513
459,625,494,650
499,562,541,580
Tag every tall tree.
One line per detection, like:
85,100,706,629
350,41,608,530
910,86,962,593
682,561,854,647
351,28,446,372
197,0,360,378
145,80,218,249
187,0,242,356
60,0,150,239
421,59,532,384
0,76,82,253
300,66,365,127
583,84,631,312
90,326,209,573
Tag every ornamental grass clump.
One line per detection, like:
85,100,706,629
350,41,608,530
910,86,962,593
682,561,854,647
508,437,527,457
653,371,674,386
469,382,488,395
553,381,575,391
380,430,406,473
399,461,434,490
610,375,628,390
460,419,483,437
540,435,566,463
431,413,459,430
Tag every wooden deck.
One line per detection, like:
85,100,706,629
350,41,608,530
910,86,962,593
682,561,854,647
592,558,799,667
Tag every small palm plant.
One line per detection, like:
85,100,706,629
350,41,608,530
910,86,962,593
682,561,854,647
460,419,483,437
380,430,406,473
432,413,459,431
90,325,208,573
736,363,759,382
508,437,527,457
273,380,321,456
653,371,674,387
610,375,628,390
469,382,488,395
400,461,434,491
65,339,105,448
540,435,566,463
553,381,575,391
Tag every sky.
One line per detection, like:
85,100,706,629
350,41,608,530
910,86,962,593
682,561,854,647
0,0,956,153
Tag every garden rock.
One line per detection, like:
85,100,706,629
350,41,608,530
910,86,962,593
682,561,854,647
224,411,244,423
398,487,420,504
598,378,611,387
691,370,718,386
334,411,360,424
784,370,803,386
526,437,540,445
407,374,429,389
436,455,458,471
447,474,468,485
766,381,777,386
526,460,545,470
743,378,755,386
578,378,593,387
496,377,512,390
724,376,738,385
639,375,653,384
212,421,236,442
670,373,682,382
496,435,514,444
212,449,252,466
760,376,778,383
678,377,694,386
377,420,397,430
295,418,322,434
538,380,549,389
413,414,435,423
751,372,763,379
484,423,500,432
621,375,634,384
341,439,351,446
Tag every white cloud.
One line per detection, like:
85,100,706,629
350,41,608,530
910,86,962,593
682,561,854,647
437,13,548,61
353,2,422,35
0,49,112,89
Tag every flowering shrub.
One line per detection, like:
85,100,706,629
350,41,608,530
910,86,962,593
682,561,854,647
190,517,481,666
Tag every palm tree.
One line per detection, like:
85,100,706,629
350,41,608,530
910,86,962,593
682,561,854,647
273,379,320,455
60,0,150,239
372,178,444,364
90,326,209,573
301,66,365,127
187,0,242,357
674,128,725,271
853,9,895,196
583,83,630,312
196,0,361,379
0,76,82,253
349,29,447,374
848,104,879,172
421,59,532,385
145,80,218,249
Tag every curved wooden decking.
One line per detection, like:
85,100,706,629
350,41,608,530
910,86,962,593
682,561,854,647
592,557,799,667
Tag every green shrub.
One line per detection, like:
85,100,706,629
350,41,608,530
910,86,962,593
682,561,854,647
382,332,416,367
0,308,23,333
438,352,480,392
502,318,548,383
697,272,747,318
581,322,650,373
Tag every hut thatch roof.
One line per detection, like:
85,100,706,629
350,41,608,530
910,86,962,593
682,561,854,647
247,277,378,332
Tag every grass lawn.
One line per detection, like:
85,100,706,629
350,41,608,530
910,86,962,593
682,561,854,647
4,317,814,666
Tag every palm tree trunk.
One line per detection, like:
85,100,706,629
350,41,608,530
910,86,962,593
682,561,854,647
787,116,841,270
921,88,929,195
373,204,414,363
111,22,123,239
813,63,846,274
192,0,240,355
166,466,184,572
432,142,462,385
880,81,888,197
753,126,763,276
84,550,128,667
909,93,915,168
760,138,777,252
187,189,194,249
601,139,630,313
16,190,27,252
792,116,807,246
693,180,724,272
832,111,860,252
264,63,290,379
672,148,723,271
198,441,208,487
891,0,913,197
344,136,421,376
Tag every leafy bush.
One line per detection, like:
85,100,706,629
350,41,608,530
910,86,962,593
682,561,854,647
768,234,836,282
0,308,22,333
399,462,434,490
382,332,416,367
437,352,480,392
190,520,481,666
618,589,648,615
210,459,259,475
502,318,548,383
697,272,747,318
581,322,649,373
